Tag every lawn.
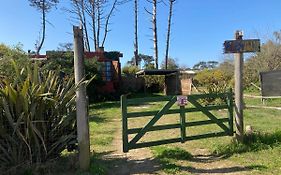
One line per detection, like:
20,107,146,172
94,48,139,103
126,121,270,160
88,94,281,175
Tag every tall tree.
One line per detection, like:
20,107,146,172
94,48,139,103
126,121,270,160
164,0,175,69
29,0,59,55
152,0,159,69
145,0,159,69
101,0,118,47
133,0,139,66
85,0,127,50
70,0,91,51
161,57,178,70
88,0,97,50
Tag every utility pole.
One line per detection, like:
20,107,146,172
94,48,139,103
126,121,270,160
73,25,90,171
234,30,244,142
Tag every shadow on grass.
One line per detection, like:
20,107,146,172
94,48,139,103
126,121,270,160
127,92,164,99
213,130,281,158
174,164,267,174
149,146,264,174
88,114,107,123
90,151,161,175
20,151,267,175
90,101,120,110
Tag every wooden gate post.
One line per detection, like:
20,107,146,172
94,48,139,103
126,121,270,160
180,106,186,143
73,25,90,170
121,95,129,152
234,30,244,142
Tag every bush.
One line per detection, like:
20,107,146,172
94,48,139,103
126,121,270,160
0,61,81,174
122,65,140,75
213,130,281,157
0,43,30,80
144,75,165,93
194,69,231,105
41,54,103,102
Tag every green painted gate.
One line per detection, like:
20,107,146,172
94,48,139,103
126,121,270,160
121,89,234,152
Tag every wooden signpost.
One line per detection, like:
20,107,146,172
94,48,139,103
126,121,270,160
224,39,260,53
224,31,260,142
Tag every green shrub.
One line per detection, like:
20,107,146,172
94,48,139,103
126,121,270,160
0,43,30,80
42,54,103,102
194,69,231,105
144,75,165,93
122,65,140,75
213,130,281,157
0,61,83,174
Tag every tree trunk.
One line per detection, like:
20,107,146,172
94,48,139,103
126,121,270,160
97,0,101,48
36,0,46,55
81,0,91,51
134,0,139,66
152,0,158,69
91,0,97,50
101,0,117,47
165,0,175,69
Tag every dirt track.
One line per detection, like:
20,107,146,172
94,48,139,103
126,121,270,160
102,121,249,175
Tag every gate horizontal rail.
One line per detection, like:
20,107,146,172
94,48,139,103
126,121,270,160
122,89,234,152
126,92,230,105
127,105,229,118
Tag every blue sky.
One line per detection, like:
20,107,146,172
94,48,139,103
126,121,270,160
1,0,281,68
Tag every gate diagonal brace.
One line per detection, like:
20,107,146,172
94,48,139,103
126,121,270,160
128,96,177,146
188,97,230,132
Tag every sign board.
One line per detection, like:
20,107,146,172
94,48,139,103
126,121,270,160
177,96,188,106
260,70,281,97
224,39,260,53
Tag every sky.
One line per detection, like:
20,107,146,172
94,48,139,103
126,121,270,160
1,0,281,68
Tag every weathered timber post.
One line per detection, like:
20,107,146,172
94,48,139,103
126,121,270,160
180,106,186,143
121,95,129,153
224,31,260,142
234,30,244,142
73,25,90,170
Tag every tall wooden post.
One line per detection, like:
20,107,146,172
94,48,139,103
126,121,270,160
73,25,90,170
234,30,244,142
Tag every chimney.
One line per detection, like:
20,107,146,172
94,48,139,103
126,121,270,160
96,47,104,52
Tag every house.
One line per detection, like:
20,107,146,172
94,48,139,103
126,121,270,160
30,47,123,93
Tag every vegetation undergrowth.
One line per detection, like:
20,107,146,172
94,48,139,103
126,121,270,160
213,130,281,157
152,146,192,174
0,61,88,174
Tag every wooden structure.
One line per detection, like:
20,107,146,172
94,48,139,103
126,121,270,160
73,26,90,170
224,31,261,142
136,69,196,95
30,48,123,93
121,89,234,152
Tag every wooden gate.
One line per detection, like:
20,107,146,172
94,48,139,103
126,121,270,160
121,89,234,152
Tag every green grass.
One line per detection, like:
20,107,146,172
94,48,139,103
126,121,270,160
213,131,281,156
151,146,193,174
31,94,281,175
88,101,121,174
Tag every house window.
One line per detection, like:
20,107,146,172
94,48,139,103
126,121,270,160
103,61,112,81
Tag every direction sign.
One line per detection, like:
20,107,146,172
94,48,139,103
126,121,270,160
224,39,260,53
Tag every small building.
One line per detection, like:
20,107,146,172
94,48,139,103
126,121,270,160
136,69,196,95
